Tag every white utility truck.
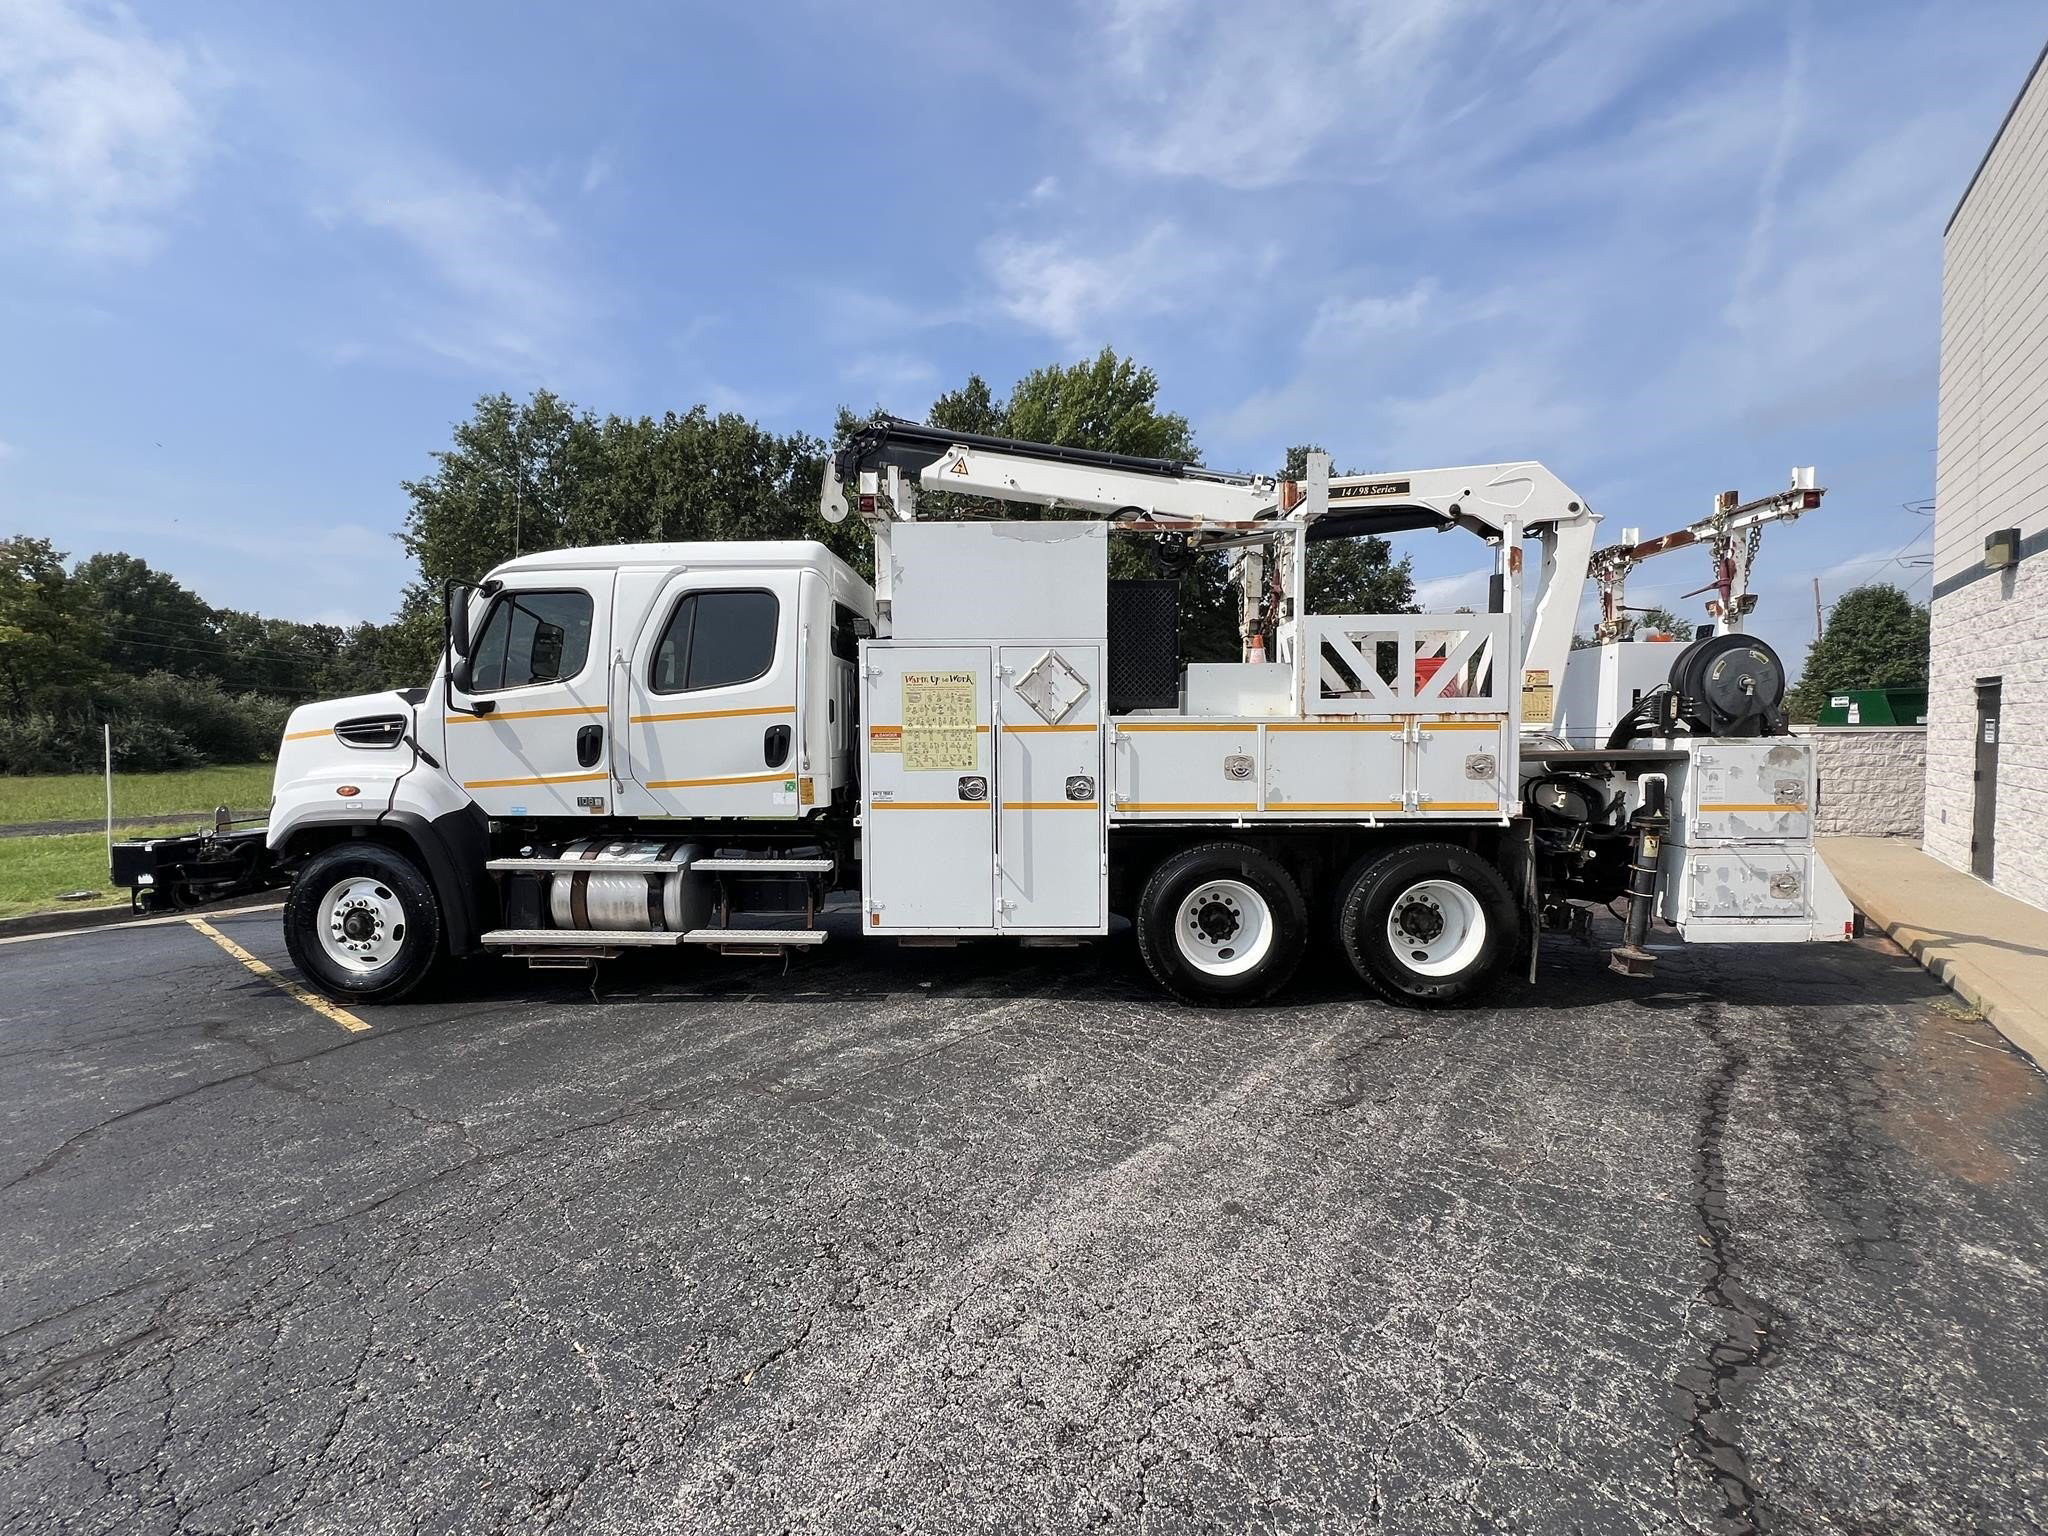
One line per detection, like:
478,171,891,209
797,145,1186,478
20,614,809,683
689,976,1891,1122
113,420,1851,1006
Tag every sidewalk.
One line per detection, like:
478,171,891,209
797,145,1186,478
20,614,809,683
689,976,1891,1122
1820,837,2048,1066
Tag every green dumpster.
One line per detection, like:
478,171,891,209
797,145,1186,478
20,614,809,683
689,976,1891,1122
1817,687,1928,726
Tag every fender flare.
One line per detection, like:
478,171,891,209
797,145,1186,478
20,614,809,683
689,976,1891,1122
278,806,494,956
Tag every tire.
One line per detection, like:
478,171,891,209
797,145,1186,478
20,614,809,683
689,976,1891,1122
1136,842,1308,1005
284,842,443,1004
1338,842,1517,1008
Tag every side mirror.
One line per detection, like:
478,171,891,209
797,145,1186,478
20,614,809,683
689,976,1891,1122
449,651,475,693
446,584,473,659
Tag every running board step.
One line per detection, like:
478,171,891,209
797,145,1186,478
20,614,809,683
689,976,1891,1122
690,858,833,873
481,928,688,950
486,857,692,874
683,928,828,949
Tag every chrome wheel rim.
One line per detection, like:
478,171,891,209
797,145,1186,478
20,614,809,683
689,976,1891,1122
1386,878,1485,978
317,876,407,973
1173,878,1273,977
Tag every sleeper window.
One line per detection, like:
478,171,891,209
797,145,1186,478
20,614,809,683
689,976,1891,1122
650,589,779,693
468,589,594,692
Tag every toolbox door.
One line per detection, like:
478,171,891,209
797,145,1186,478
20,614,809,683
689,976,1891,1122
997,645,1104,932
862,645,995,932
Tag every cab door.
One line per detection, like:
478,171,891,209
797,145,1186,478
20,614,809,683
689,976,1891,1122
445,572,614,818
620,569,805,818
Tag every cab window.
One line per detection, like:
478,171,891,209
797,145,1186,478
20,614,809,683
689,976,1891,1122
468,589,594,692
650,589,779,693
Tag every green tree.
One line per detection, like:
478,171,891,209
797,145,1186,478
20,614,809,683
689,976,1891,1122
0,537,103,718
389,391,863,681
1787,582,1928,720
72,552,220,679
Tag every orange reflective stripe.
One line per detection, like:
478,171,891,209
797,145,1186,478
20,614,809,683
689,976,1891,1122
642,770,789,789
630,705,795,724
462,770,609,789
446,705,606,724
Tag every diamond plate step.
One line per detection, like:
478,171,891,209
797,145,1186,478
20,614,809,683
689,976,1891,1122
683,928,828,947
689,858,833,873
480,928,687,949
485,857,692,874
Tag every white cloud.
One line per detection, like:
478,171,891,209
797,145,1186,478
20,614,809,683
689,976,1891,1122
840,351,938,402
982,220,1255,347
0,438,15,460
1412,564,1493,612
1309,280,1437,348
579,144,614,196
0,0,217,259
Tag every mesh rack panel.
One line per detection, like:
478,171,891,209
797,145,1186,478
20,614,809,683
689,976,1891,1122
1107,579,1181,714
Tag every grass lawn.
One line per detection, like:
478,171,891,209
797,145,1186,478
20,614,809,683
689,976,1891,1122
0,763,274,827
0,823,202,919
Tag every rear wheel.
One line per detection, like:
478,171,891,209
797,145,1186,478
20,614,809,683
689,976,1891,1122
285,842,443,1004
1136,842,1308,1005
1338,842,1516,1007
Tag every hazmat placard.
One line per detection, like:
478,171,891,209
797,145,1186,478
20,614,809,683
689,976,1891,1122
902,670,977,772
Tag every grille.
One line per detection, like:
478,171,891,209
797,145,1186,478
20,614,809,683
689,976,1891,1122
333,715,406,749
1108,579,1181,714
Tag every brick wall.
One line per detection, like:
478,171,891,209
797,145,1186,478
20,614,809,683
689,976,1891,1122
1803,727,1924,838
1930,52,2048,910
1924,562,2048,907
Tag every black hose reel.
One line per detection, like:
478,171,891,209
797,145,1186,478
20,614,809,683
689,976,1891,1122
1666,632,1787,737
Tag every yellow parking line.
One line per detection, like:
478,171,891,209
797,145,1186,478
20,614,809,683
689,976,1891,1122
185,917,369,1033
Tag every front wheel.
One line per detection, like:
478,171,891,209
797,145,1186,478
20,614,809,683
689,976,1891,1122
284,842,443,1004
1338,842,1517,1007
1136,842,1308,1005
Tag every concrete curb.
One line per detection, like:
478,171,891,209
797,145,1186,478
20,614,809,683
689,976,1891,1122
0,889,282,942
1824,852,2046,1068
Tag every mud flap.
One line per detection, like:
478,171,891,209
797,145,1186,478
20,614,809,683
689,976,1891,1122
1498,816,1540,984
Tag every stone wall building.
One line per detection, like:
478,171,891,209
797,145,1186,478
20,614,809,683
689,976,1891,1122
1927,42,2048,909
1808,728,1925,839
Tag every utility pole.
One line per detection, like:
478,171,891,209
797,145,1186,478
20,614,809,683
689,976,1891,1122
1813,576,1823,645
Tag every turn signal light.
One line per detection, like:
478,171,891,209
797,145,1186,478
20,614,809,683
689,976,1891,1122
336,785,360,797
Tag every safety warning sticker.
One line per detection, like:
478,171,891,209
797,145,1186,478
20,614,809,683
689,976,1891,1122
902,670,977,772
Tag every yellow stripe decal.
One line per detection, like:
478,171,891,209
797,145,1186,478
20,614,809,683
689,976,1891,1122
462,770,611,789
1001,724,1099,733
630,705,795,724
186,917,368,1033
1117,723,1254,733
870,801,991,810
643,770,790,789
1118,802,1258,813
1266,722,1404,732
1701,802,1809,812
447,705,606,724
1005,801,1100,810
1264,802,1404,812
283,728,329,741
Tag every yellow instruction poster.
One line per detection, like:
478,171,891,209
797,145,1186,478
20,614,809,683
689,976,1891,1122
1521,668,1554,725
901,670,977,772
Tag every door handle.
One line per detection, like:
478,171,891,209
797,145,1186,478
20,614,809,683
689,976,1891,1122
763,724,791,767
577,724,604,768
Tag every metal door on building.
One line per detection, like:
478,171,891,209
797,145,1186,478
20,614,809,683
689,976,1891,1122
1974,679,2001,881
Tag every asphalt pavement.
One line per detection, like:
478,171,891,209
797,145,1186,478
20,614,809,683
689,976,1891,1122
1,909,2044,1534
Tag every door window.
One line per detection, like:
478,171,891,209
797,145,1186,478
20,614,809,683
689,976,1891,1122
468,589,595,692
650,589,779,693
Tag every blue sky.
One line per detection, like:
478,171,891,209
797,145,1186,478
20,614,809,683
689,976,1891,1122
0,0,2042,673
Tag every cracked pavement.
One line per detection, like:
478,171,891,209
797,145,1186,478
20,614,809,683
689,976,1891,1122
1,909,2045,1533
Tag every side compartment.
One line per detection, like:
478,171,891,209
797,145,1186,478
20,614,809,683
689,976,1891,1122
861,643,995,933
996,644,1106,933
